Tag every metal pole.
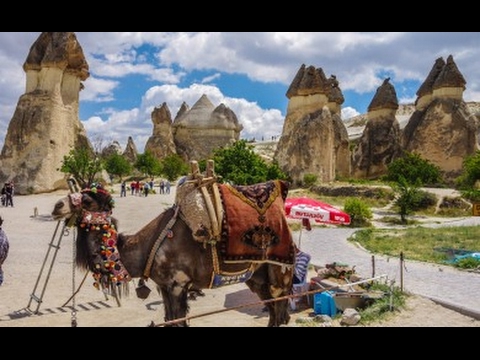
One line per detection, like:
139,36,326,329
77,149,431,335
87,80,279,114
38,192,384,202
298,226,303,249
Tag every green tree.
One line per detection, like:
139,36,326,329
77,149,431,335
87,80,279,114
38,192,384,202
213,140,287,185
104,153,132,182
385,152,443,186
457,151,480,202
59,147,103,189
135,151,162,177
393,177,422,224
161,154,189,182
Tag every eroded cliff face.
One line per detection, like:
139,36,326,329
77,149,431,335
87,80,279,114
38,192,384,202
0,32,92,194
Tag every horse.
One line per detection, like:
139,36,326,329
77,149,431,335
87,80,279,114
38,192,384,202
51,180,296,327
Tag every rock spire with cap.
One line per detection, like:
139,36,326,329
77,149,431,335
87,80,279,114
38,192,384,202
0,32,92,194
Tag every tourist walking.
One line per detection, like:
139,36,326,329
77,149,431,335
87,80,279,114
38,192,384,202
4,182,14,207
120,181,127,197
143,181,150,197
0,216,10,286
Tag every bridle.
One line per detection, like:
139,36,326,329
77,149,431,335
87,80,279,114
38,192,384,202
68,188,130,290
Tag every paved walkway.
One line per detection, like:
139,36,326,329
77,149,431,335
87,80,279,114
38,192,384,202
296,217,480,320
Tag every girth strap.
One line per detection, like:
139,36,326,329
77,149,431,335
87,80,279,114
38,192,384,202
143,206,180,280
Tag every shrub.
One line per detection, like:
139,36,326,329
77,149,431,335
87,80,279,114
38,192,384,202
409,190,438,211
343,198,373,227
385,152,443,186
455,257,480,270
303,174,318,188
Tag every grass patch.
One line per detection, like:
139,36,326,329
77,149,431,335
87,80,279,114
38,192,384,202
350,226,480,265
357,282,408,325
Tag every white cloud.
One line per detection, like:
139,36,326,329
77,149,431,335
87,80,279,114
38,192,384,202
1,32,480,153
342,107,360,120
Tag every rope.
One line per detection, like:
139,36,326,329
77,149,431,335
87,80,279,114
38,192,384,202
143,206,180,280
71,226,78,328
151,274,389,327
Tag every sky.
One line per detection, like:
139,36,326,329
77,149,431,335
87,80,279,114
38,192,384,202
0,32,479,152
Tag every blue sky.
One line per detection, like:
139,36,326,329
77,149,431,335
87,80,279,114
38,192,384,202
1,32,479,152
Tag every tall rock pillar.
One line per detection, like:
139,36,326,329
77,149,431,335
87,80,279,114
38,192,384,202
275,64,350,185
0,32,92,194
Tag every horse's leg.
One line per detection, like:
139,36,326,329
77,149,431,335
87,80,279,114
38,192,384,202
246,263,293,327
159,285,191,327
267,264,293,327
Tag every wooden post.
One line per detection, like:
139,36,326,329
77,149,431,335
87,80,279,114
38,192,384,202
371,255,375,278
206,160,215,178
400,252,404,292
190,161,200,177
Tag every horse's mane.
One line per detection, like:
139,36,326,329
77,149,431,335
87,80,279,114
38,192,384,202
117,207,175,249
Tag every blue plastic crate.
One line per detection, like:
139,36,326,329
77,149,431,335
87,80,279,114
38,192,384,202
313,291,337,317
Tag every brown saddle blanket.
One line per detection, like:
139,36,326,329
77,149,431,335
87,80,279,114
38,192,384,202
218,180,295,266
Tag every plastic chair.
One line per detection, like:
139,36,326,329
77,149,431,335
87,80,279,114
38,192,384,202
289,276,310,311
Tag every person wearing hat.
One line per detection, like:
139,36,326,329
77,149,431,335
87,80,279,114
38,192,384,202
0,216,9,286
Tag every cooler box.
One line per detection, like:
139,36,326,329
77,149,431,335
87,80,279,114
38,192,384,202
313,291,337,317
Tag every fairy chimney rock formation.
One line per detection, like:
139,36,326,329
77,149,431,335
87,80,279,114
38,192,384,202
145,103,177,159
102,141,123,158
172,94,243,161
415,57,446,111
326,75,345,115
284,65,329,136
276,64,351,185
0,32,92,194
403,55,477,181
352,78,402,179
123,136,139,164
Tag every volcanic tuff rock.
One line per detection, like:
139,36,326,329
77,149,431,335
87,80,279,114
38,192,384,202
171,94,243,161
145,103,177,159
276,64,350,185
102,140,123,158
403,55,477,181
0,32,92,194
123,136,139,164
352,78,402,179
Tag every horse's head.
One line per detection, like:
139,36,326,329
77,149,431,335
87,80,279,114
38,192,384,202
52,183,115,221
52,184,129,292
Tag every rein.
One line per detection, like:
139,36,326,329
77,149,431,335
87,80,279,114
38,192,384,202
143,205,181,280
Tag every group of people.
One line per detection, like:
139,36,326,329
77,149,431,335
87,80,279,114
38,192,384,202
120,179,171,198
1,182,14,207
